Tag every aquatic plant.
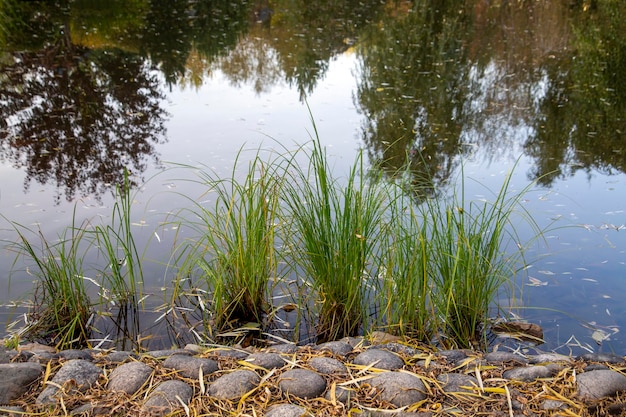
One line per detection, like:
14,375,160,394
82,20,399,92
91,170,144,306
8,212,92,349
281,133,389,342
172,148,283,333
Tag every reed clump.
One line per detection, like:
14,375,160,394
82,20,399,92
6,134,540,350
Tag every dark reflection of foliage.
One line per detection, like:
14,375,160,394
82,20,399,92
271,0,385,99
0,2,167,204
141,0,252,86
524,1,626,186
356,1,474,201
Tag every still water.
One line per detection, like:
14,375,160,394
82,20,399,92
1,0,625,353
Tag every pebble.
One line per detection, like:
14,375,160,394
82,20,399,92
107,361,153,394
577,369,626,400
35,359,102,404
369,371,427,407
142,379,193,416
278,369,327,399
353,348,404,370
208,369,259,399
0,339,624,415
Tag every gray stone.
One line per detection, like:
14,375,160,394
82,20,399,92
269,344,298,354
265,403,311,417
163,354,218,379
315,341,353,357
577,369,626,400
58,349,93,361
542,399,568,410
208,370,260,399
438,349,470,363
101,351,138,364
353,349,404,370
376,343,417,356
142,380,193,416
484,351,528,365
309,357,348,375
340,336,368,348
437,373,478,393
36,359,102,404
0,347,17,364
27,352,58,364
324,384,353,404
143,349,192,359
368,371,426,407
503,365,552,382
0,362,43,403
0,406,24,417
213,348,249,359
579,353,625,364
107,361,152,394
183,344,206,354
527,353,573,364
278,369,326,399
244,352,286,370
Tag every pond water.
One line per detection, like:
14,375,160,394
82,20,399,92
1,0,625,353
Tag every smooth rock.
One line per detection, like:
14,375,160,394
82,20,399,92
58,349,93,361
208,370,259,399
353,349,404,370
278,369,326,399
527,353,573,364
437,373,478,393
503,365,552,382
325,384,353,404
101,351,139,364
376,343,418,356
309,357,348,375
577,369,626,400
438,349,470,363
579,353,624,364
315,341,353,357
265,403,311,417
244,352,286,370
143,349,192,359
0,406,24,417
484,351,528,365
142,380,193,416
163,354,218,379
36,359,102,404
107,361,152,394
269,344,298,354
0,347,17,364
0,362,43,403
368,371,426,407
212,348,249,359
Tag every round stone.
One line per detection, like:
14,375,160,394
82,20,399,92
142,380,193,416
36,359,102,404
368,371,426,407
503,365,552,382
265,404,311,417
353,349,404,370
209,370,260,399
437,373,478,393
309,357,347,375
244,352,286,370
278,369,326,399
163,354,218,379
107,361,152,394
315,341,353,357
577,369,626,400
0,362,44,403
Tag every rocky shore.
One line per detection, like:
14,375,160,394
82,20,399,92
1,335,626,416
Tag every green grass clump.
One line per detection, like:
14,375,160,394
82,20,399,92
282,135,389,342
173,149,283,333
9,214,92,349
